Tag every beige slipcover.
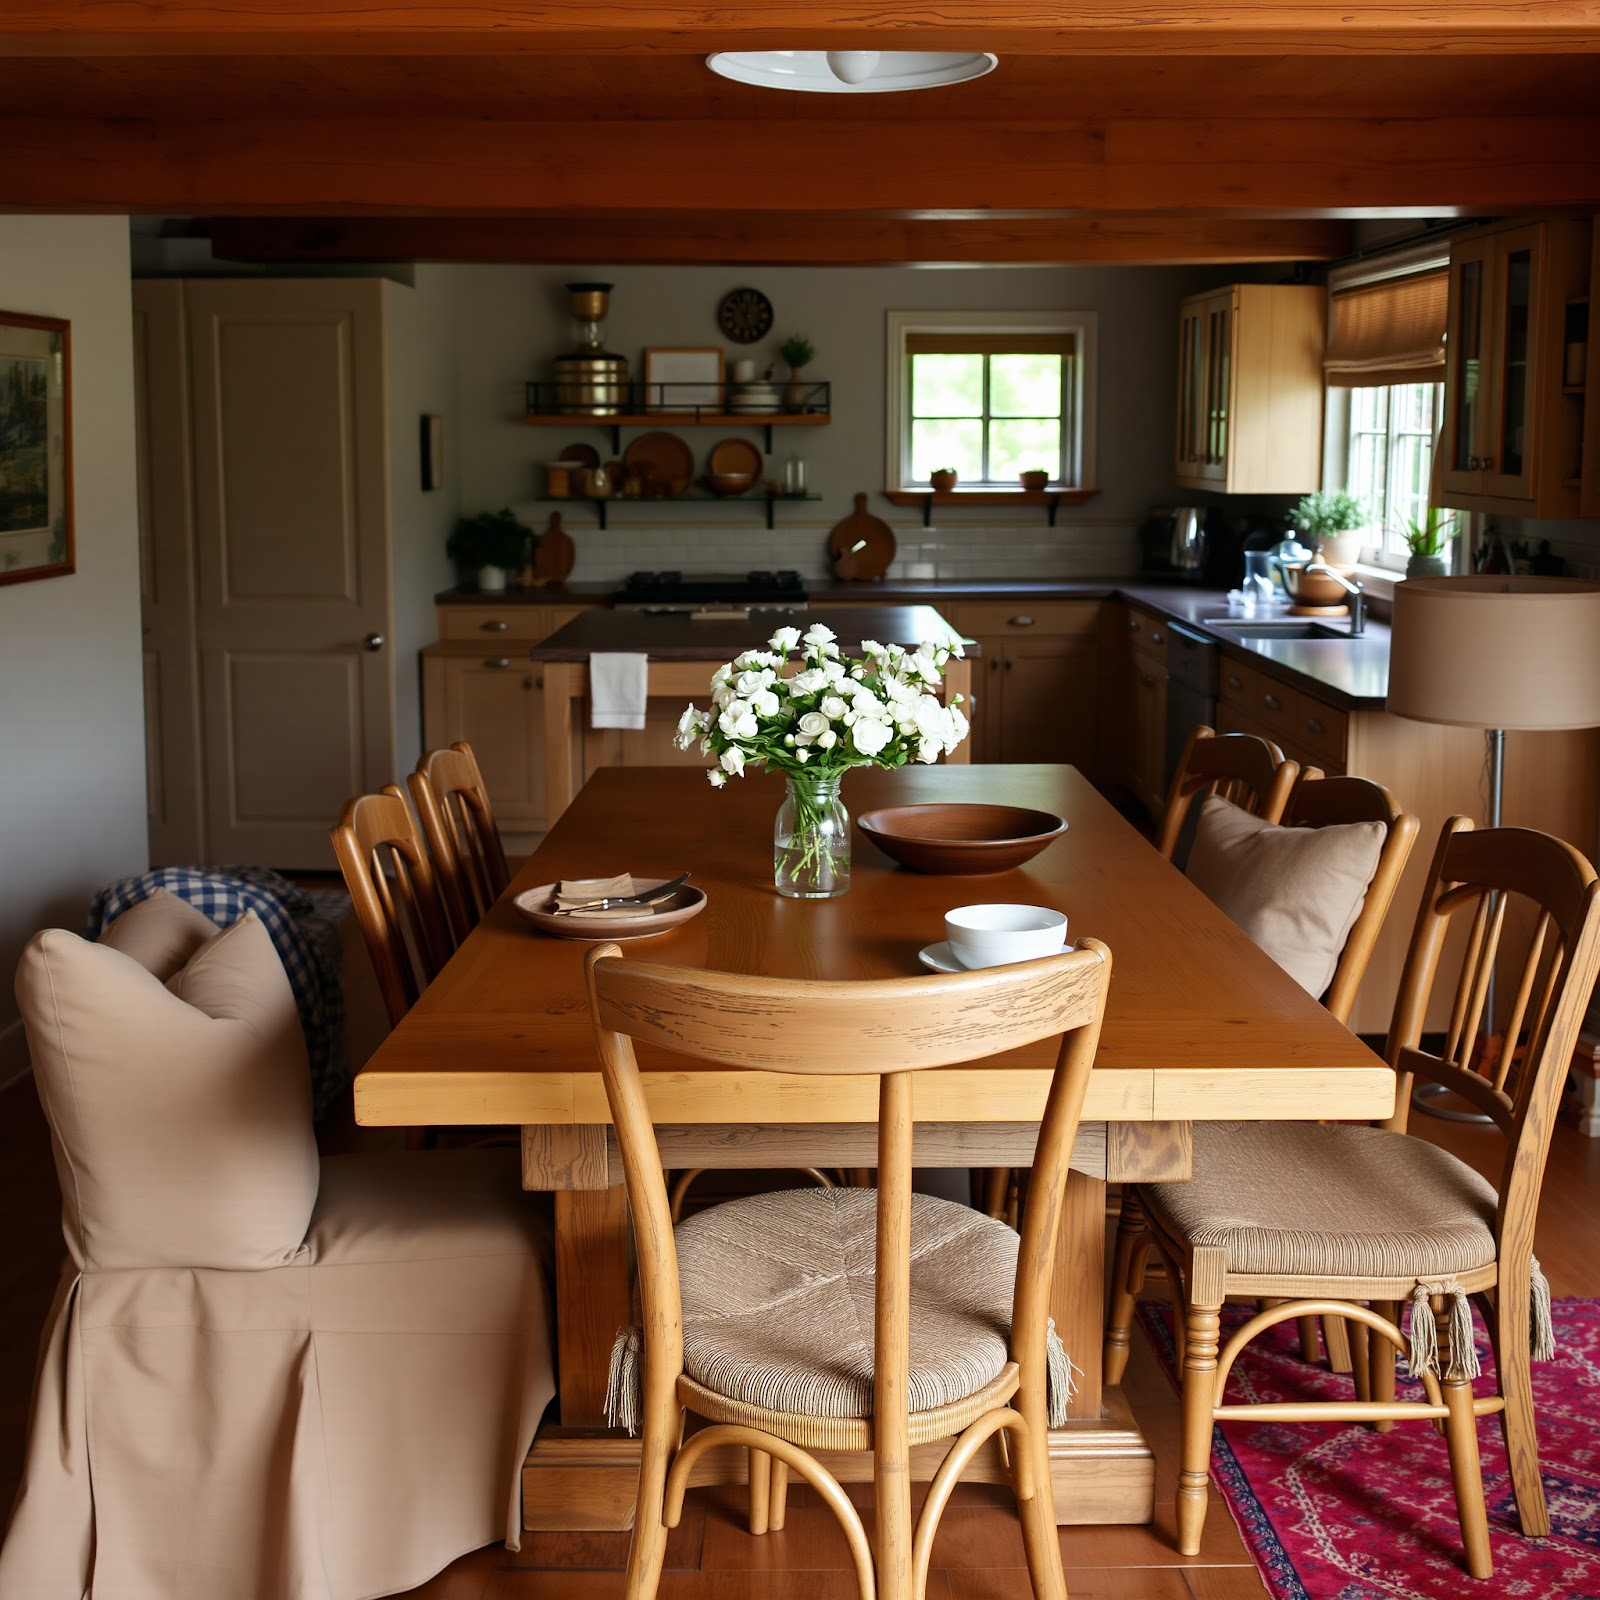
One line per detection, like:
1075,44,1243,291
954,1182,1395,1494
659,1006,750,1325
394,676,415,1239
0,899,554,1600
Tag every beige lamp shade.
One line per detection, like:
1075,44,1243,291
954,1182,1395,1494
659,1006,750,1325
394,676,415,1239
1388,576,1600,731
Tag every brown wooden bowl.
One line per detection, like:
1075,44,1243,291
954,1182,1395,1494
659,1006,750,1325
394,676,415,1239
856,804,1068,875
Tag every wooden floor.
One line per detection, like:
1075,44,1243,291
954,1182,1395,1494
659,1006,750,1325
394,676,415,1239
2,1071,1597,1599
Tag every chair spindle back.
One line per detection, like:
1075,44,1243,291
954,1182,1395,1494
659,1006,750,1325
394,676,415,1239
409,742,511,943
1158,725,1305,861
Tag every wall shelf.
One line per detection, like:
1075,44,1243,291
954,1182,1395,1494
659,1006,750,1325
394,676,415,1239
524,381,831,453
532,492,821,531
882,487,1100,528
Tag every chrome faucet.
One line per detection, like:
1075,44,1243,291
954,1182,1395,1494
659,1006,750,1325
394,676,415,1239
1304,563,1365,635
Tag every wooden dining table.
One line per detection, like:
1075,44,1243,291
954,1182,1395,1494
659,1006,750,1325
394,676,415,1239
354,762,1395,1533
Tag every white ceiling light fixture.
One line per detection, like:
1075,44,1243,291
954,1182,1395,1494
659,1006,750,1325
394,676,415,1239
707,50,998,94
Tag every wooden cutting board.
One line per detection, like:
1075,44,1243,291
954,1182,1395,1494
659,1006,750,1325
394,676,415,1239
827,492,896,581
532,512,575,585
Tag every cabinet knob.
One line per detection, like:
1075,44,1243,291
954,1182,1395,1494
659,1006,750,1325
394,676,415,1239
1226,674,1242,691
1008,614,1036,627
1139,672,1156,687
1263,692,1281,711
1128,618,1140,632
1307,715,1326,736
1150,630,1164,645
482,619,509,633
1005,657,1015,670
989,657,999,671
524,676,536,690
364,633,384,652
485,656,511,669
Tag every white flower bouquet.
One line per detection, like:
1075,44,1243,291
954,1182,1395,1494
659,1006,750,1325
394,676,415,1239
674,622,968,898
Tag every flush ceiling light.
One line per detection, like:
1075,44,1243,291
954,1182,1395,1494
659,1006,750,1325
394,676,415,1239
707,50,998,94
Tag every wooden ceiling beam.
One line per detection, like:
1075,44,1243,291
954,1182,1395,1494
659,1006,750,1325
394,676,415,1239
5,1,1599,57
205,214,1355,266
5,115,1598,216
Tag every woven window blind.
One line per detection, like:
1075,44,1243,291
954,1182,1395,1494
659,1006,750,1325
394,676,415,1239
1323,270,1448,388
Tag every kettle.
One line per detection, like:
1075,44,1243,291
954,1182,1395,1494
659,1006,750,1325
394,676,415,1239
1170,506,1207,573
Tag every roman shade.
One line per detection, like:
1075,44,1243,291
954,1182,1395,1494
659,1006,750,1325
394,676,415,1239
1323,269,1448,387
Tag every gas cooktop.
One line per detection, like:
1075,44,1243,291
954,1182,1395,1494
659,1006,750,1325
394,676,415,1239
613,569,808,610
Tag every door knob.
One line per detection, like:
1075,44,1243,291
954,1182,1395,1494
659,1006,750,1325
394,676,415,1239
364,634,384,652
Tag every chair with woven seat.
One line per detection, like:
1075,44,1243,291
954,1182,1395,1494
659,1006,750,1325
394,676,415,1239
331,784,455,1027
1156,724,1307,863
1107,819,1600,1579
1105,772,1422,1379
583,940,1113,1600
409,741,512,945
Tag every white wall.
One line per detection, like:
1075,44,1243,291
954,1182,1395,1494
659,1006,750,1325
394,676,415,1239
385,270,462,769
445,263,1211,582
0,217,148,1083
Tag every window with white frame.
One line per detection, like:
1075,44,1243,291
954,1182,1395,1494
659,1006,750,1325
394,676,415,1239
885,311,1097,492
1323,255,1449,571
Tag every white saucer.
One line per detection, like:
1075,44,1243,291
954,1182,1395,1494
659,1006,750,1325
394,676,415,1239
918,941,966,974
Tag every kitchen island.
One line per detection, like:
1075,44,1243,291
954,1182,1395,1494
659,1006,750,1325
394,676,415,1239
530,604,975,822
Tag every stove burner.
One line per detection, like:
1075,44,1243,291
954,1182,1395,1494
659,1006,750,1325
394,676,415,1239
615,569,808,610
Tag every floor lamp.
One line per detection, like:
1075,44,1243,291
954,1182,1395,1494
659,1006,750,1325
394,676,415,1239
1387,575,1600,1120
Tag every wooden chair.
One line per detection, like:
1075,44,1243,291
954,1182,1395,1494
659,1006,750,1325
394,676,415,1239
330,785,455,1028
1156,725,1305,862
408,741,511,945
1107,819,1600,1579
583,941,1113,1600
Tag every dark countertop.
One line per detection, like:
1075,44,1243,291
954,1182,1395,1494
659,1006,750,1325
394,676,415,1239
435,581,616,604
528,605,970,663
810,579,1120,604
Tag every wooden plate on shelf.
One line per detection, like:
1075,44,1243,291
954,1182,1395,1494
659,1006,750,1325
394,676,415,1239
623,431,694,497
707,437,762,484
827,492,897,581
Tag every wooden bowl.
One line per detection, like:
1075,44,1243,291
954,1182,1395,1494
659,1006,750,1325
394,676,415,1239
856,804,1068,875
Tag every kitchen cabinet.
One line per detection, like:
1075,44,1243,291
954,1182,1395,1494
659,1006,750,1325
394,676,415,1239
422,603,592,854
1098,602,1169,817
1438,216,1591,518
944,602,1100,769
1580,215,1600,520
1175,284,1325,495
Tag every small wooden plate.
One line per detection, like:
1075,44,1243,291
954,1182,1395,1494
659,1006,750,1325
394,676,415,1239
513,876,708,940
707,437,762,484
827,492,896,581
623,432,694,497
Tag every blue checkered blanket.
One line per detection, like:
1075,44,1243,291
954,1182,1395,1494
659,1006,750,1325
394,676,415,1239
86,867,350,1119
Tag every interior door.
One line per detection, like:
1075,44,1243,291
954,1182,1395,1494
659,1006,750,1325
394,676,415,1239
187,279,394,868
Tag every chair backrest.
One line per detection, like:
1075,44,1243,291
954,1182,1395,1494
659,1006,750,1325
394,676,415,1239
1158,725,1306,862
408,742,511,944
1385,820,1600,1270
330,785,454,1026
584,942,1111,1503
1283,773,1421,1025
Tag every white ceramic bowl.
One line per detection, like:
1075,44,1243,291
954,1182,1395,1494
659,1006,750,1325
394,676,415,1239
943,903,1068,969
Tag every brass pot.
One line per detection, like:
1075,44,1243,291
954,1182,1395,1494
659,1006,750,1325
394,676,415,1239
552,353,630,417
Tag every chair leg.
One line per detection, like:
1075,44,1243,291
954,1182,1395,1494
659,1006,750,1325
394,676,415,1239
982,1166,1011,1220
1439,1305,1493,1581
1009,1370,1068,1600
1323,1314,1354,1374
1347,1319,1371,1403
1103,1194,1150,1385
1296,1315,1322,1364
1495,1284,1550,1537
1176,1252,1227,1558
748,1448,772,1535
1369,1301,1396,1433
624,1404,678,1600
768,1459,789,1532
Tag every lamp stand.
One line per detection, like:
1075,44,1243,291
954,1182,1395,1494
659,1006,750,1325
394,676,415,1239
1412,726,1502,1123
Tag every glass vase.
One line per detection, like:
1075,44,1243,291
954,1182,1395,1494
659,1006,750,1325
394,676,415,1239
774,772,851,899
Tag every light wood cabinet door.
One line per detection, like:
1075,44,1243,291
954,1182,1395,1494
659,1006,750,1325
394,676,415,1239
422,652,549,831
1129,649,1168,818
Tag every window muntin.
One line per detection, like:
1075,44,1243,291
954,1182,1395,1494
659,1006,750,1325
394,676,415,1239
1345,381,1444,568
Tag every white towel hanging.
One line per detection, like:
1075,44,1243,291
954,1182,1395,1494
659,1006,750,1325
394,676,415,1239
590,652,649,730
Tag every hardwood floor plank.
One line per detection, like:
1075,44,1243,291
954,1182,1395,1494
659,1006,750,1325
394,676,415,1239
1183,1565,1274,1599
949,1566,1197,1598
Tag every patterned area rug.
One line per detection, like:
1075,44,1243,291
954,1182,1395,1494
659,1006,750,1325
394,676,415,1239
1137,1298,1600,1598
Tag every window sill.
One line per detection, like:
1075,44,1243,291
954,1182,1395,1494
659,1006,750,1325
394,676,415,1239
883,486,1100,528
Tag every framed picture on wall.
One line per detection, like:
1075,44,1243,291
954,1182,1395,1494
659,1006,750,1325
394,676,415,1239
643,347,724,413
0,310,73,588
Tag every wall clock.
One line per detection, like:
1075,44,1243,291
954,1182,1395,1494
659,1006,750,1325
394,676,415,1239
717,287,774,344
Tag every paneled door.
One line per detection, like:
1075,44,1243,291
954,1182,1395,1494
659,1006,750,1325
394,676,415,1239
185,280,394,867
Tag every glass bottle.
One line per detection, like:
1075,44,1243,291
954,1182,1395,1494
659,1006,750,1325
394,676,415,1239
774,772,850,899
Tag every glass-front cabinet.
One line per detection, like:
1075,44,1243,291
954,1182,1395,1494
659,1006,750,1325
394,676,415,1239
1177,289,1231,488
1439,218,1589,517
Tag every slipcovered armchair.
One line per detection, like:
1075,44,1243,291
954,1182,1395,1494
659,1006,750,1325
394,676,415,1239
0,891,554,1600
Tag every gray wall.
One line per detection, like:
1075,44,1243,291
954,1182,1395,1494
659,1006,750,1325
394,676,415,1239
0,217,149,1083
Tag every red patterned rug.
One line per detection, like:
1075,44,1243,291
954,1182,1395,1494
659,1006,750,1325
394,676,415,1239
1137,1298,1600,1598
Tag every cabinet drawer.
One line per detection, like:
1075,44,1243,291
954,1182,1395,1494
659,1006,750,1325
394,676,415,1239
953,601,1099,640
1123,607,1172,654
1219,654,1347,771
437,602,596,644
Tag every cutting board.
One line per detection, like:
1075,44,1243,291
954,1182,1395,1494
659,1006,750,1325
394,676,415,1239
532,512,575,585
827,493,896,581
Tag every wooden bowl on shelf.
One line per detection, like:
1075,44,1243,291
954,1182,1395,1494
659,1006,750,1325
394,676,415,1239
702,472,755,497
856,804,1068,875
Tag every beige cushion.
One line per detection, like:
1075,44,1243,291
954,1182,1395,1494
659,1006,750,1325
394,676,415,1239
98,887,220,979
17,913,319,1271
1185,795,1386,999
675,1187,1020,1419
1140,1120,1499,1280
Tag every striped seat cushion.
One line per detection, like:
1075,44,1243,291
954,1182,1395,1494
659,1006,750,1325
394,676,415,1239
1139,1121,1499,1280
675,1187,1022,1420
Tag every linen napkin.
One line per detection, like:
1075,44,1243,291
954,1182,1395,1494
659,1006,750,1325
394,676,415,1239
590,652,649,730
554,873,645,920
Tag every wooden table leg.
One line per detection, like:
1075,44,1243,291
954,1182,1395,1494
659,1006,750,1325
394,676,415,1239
1053,1167,1106,1419
554,1186,632,1427
542,660,583,826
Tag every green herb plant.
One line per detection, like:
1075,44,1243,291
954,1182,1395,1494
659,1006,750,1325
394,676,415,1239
1292,489,1368,541
779,334,816,371
1402,506,1456,557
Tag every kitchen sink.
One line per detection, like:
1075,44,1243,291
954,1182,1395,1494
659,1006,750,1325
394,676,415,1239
1204,618,1355,641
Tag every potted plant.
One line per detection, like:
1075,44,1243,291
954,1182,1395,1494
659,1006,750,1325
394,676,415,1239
779,334,816,413
1401,507,1456,578
1019,468,1050,491
447,507,535,593
1292,489,1368,568
929,467,958,492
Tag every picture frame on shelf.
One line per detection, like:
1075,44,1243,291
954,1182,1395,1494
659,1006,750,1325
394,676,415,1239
0,310,72,588
643,347,724,413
